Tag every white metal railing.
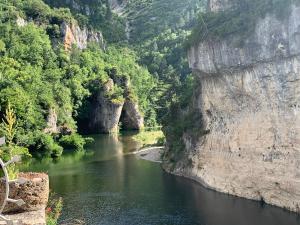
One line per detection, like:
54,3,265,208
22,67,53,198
0,137,25,225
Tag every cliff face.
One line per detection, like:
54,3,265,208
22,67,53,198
61,22,105,50
164,1,300,212
207,0,234,12
88,79,124,133
86,78,144,134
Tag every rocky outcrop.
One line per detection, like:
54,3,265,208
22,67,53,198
0,173,49,214
16,17,27,27
46,0,92,15
3,209,46,225
121,100,144,130
86,78,144,133
207,0,234,12
61,21,105,50
88,79,124,133
108,0,128,14
44,108,58,134
164,2,300,213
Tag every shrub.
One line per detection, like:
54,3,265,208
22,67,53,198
33,132,63,157
59,133,93,151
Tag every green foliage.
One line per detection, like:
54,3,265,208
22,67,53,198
133,130,164,147
187,0,300,47
45,0,127,43
59,134,93,151
32,132,63,158
0,103,31,179
124,1,206,126
0,0,158,156
46,192,63,225
162,75,209,156
126,0,203,43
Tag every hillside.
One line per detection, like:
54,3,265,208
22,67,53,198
0,0,155,158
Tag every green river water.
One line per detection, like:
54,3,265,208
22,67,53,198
23,133,300,225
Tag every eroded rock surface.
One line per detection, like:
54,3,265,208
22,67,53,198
0,173,49,214
164,2,300,213
121,99,144,130
43,108,58,134
3,209,46,225
61,22,105,50
85,71,144,134
88,79,124,133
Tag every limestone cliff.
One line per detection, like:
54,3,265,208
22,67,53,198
121,100,144,130
207,0,234,12
164,0,300,213
88,79,124,133
83,78,144,134
61,21,105,50
43,108,58,134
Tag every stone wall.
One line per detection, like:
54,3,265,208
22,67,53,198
0,173,49,225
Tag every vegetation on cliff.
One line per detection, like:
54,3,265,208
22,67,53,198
187,0,300,47
123,0,206,123
45,0,127,43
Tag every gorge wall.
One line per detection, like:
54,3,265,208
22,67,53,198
163,0,300,212
80,77,144,134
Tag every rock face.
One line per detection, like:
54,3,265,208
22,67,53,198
87,78,144,133
43,108,58,134
207,0,234,12
121,100,144,130
61,21,105,50
0,173,49,214
88,79,124,133
164,2,300,213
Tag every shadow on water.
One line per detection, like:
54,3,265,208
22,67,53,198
22,133,300,225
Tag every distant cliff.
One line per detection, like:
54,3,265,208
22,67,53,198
163,0,300,213
45,0,127,42
60,21,105,50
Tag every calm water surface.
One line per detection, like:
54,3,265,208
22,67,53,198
24,134,300,225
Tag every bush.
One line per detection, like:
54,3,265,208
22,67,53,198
59,133,93,151
33,132,63,157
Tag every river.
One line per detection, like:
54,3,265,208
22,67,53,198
23,133,300,225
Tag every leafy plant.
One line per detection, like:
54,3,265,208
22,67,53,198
0,103,31,179
59,134,93,151
46,191,63,225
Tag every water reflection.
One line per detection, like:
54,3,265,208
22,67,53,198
22,134,300,225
